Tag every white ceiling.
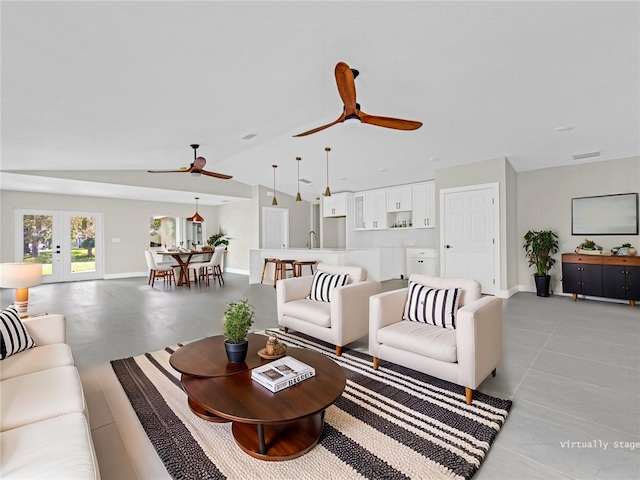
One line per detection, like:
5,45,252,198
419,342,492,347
2,1,639,206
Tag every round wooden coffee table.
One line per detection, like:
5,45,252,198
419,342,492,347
170,333,346,461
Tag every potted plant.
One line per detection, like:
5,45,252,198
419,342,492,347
223,298,255,363
207,231,229,249
523,230,559,297
575,238,602,254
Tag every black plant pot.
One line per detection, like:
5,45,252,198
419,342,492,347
224,339,249,363
534,275,551,297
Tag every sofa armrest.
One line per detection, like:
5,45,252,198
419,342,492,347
368,288,408,353
22,314,66,345
456,296,503,388
277,276,314,303
331,280,381,345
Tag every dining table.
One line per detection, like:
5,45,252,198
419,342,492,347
158,251,212,287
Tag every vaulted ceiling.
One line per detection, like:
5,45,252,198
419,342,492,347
2,1,639,206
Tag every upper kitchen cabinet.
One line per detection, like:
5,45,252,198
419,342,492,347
412,181,435,229
386,186,413,212
364,190,388,230
323,192,348,217
354,190,387,230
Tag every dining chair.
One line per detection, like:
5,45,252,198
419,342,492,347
200,248,225,286
144,250,175,286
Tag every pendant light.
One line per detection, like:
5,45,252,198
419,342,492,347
295,156,302,202
187,197,204,223
271,164,278,205
324,147,332,197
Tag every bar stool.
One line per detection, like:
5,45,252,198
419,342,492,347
260,258,278,284
276,259,296,286
293,260,317,277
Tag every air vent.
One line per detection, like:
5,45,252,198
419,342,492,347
299,178,312,185
572,150,601,160
239,132,257,140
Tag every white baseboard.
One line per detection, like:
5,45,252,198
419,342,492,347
104,272,147,280
515,285,632,305
224,267,249,276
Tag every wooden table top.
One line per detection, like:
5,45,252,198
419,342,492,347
177,339,346,425
170,333,266,377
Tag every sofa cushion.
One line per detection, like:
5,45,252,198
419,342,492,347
377,320,458,363
0,305,36,360
403,282,460,329
0,343,74,381
0,413,98,480
281,298,332,328
306,271,349,302
0,365,86,432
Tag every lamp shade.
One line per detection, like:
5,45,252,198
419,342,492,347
0,263,43,288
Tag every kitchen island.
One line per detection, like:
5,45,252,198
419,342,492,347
249,248,390,284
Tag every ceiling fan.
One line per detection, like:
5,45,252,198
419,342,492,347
147,144,232,179
293,62,423,137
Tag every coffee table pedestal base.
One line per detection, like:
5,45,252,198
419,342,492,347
187,397,230,423
232,413,324,461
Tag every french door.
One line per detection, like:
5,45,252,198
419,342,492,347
15,209,103,283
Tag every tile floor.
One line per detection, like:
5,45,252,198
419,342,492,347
6,273,639,479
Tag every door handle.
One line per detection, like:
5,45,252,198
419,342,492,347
445,245,452,249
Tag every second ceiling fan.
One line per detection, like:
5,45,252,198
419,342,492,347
293,62,423,137
147,144,232,180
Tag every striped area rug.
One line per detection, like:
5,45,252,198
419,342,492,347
111,330,511,480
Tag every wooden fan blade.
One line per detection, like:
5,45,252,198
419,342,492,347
147,168,192,173
200,170,233,180
360,111,422,131
293,114,345,137
335,62,357,113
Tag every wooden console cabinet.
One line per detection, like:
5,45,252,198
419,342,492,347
562,253,640,307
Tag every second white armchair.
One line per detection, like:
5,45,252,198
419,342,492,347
276,263,381,356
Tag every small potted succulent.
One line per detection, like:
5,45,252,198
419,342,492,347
223,298,255,363
617,243,635,256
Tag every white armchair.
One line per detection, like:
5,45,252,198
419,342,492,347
369,274,503,404
276,263,381,356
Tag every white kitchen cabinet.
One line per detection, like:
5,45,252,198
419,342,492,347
323,193,348,217
406,248,438,277
412,181,435,229
364,190,387,230
386,186,413,212
353,194,365,230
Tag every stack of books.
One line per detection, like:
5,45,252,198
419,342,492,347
251,356,316,392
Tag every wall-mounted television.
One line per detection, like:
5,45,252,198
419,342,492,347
572,193,639,235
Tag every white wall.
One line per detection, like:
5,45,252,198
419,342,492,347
435,156,516,292
516,156,640,292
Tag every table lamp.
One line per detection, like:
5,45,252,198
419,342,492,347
0,263,43,318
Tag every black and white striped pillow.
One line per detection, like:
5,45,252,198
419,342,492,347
0,305,36,359
403,282,460,329
306,271,349,303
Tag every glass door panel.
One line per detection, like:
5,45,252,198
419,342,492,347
20,213,58,280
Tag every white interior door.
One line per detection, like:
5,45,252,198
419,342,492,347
262,207,289,249
440,183,499,294
15,209,103,283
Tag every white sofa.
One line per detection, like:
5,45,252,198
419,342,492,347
369,274,503,404
0,314,101,479
276,263,381,355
